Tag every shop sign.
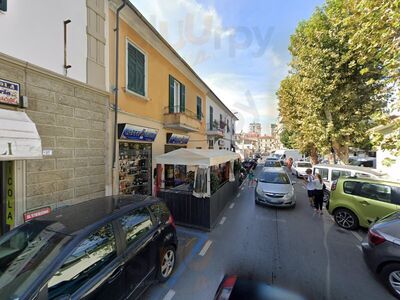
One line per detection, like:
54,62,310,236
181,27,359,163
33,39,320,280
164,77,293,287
119,123,158,142
168,134,190,145
0,78,20,106
23,207,51,222
5,161,14,226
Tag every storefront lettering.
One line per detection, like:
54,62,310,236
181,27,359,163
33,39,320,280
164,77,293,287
6,161,15,226
1,142,13,156
0,78,20,106
119,124,158,142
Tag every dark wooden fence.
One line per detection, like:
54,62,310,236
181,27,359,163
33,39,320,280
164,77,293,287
158,179,240,231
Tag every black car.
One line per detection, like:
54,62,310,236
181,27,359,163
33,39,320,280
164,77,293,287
214,275,305,300
0,195,178,300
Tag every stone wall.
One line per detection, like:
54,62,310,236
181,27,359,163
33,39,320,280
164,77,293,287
0,53,109,211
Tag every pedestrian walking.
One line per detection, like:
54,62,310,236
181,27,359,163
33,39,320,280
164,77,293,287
287,157,293,172
304,169,315,207
313,173,325,215
248,168,255,187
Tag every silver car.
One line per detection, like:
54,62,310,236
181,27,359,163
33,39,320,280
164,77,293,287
255,167,296,207
362,212,400,299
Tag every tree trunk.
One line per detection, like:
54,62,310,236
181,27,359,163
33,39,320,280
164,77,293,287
310,145,319,165
332,141,349,164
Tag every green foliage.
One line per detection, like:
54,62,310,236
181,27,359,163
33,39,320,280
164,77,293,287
278,0,399,163
210,172,219,195
280,128,295,149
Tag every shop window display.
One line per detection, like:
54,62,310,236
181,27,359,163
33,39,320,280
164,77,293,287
119,142,151,195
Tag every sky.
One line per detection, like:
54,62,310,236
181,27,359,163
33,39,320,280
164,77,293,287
129,0,325,134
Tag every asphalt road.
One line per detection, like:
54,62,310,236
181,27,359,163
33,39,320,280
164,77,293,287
145,162,394,300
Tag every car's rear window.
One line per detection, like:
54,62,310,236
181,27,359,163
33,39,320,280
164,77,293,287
297,163,311,168
259,172,290,184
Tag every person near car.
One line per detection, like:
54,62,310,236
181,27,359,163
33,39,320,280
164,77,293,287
287,157,293,172
304,169,315,207
248,168,255,187
313,173,325,214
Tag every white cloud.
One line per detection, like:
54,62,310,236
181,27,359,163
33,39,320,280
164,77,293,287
130,0,234,57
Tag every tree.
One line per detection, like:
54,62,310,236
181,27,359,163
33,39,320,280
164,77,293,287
278,0,396,163
280,128,296,149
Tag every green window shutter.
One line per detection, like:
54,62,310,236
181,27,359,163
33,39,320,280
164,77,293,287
180,84,185,112
0,0,7,12
169,75,174,113
127,43,145,96
196,97,202,120
209,106,213,130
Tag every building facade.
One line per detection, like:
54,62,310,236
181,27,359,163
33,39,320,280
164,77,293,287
108,1,213,196
206,94,238,151
0,1,109,234
249,122,262,136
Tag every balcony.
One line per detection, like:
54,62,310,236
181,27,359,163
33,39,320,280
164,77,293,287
207,121,224,137
163,106,201,132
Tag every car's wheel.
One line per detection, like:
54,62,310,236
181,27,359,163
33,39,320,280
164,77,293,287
380,263,400,299
334,208,359,230
158,245,176,282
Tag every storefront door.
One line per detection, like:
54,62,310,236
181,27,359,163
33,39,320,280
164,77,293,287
119,142,152,195
164,145,187,188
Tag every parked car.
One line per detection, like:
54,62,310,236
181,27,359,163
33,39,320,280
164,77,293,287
272,149,303,166
264,160,282,168
214,275,305,300
0,195,178,300
255,167,296,208
242,159,257,171
292,161,313,177
362,212,400,299
327,177,400,230
313,164,388,202
313,164,388,191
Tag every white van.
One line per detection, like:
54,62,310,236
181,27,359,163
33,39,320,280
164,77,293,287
312,164,388,191
272,149,303,164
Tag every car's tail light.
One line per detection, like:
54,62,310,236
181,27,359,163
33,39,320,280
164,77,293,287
368,229,386,246
168,214,176,229
216,276,237,300
331,180,337,191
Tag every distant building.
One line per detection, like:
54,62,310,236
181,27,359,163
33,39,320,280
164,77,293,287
271,123,277,137
249,122,262,136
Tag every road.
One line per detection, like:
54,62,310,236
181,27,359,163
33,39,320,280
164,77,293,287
145,162,394,300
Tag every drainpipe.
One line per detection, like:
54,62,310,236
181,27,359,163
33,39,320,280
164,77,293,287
112,0,127,171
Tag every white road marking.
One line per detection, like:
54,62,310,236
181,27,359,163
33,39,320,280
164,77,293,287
351,231,363,242
199,240,212,256
219,216,227,225
237,193,241,198
356,245,362,252
302,186,306,190
229,203,235,209
163,289,175,300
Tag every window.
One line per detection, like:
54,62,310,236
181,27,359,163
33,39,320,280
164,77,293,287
149,202,170,224
169,75,185,113
227,119,230,132
48,224,116,299
343,181,358,195
127,42,146,96
358,183,392,203
0,0,6,12
332,170,351,181
197,97,202,120
118,207,153,247
314,168,328,180
209,139,214,149
209,106,213,130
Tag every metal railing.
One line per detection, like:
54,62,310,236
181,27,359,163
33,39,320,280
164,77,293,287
207,122,224,132
164,106,201,120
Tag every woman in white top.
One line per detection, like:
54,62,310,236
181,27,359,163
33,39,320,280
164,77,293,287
313,173,325,214
304,169,315,207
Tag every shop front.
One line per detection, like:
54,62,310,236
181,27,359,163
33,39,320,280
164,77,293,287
118,123,158,196
164,133,189,189
0,107,42,235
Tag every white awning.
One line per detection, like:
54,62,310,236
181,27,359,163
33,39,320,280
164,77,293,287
0,109,42,160
155,148,240,167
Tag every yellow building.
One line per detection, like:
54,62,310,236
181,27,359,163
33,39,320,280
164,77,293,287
108,1,211,196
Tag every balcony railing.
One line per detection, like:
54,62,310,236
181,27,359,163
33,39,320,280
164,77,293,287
163,106,201,132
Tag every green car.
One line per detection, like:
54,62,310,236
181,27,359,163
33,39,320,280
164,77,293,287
327,177,400,230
